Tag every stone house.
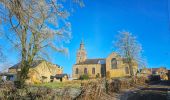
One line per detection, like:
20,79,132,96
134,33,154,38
168,70,170,80
140,68,152,76
152,67,168,75
8,60,63,84
51,74,68,82
140,67,168,80
72,41,138,79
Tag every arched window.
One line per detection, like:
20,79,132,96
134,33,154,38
84,68,87,74
76,68,78,74
111,58,117,69
92,68,95,74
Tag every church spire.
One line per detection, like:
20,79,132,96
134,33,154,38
76,36,87,64
79,39,85,50
82,33,84,43
79,33,85,50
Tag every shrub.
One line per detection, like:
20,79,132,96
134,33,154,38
79,74,89,80
96,73,100,78
106,79,121,94
106,71,110,79
14,81,22,89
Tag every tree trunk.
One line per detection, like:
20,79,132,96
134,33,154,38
18,27,29,87
128,59,134,76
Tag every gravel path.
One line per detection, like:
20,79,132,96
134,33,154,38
119,81,170,100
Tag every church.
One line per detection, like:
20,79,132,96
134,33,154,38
72,41,138,79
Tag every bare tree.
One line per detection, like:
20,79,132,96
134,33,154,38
0,0,84,85
0,47,2,61
114,31,144,76
0,46,5,63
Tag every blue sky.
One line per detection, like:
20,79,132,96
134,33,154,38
0,0,170,75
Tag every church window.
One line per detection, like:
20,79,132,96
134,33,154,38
92,68,95,74
84,68,87,74
76,68,78,74
125,67,129,74
111,58,117,69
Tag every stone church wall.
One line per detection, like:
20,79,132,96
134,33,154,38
73,64,102,79
106,53,131,78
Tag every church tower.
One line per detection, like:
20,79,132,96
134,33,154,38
76,40,87,63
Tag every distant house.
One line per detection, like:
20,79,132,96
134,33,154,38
0,72,17,81
140,67,168,80
8,60,64,84
168,70,170,80
140,68,152,76
50,74,68,82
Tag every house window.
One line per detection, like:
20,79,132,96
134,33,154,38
92,68,95,74
125,67,129,74
76,68,78,74
111,58,117,69
84,68,87,74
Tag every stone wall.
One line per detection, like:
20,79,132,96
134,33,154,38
73,64,102,79
106,53,138,78
106,52,131,78
108,68,129,78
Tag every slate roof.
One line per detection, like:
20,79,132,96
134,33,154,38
140,67,167,73
9,60,61,69
0,72,16,76
76,58,106,65
150,67,167,73
150,68,159,73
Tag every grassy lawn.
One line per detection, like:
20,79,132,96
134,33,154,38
33,81,82,89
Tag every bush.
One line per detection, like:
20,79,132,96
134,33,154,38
150,75,160,81
96,73,100,78
108,79,121,93
106,71,110,79
79,74,89,80
14,81,22,89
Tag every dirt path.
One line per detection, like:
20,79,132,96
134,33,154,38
167,89,170,100
120,81,170,100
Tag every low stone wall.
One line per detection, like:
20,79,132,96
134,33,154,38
77,77,147,99
0,77,146,100
0,81,81,100
107,76,146,93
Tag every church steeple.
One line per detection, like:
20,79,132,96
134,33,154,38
76,40,87,63
80,40,85,50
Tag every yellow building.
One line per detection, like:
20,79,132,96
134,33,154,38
8,60,64,84
72,41,138,79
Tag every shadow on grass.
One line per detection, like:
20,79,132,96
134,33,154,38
120,89,168,100
141,88,168,91
149,80,170,86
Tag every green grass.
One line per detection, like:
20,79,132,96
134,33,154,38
33,81,81,89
